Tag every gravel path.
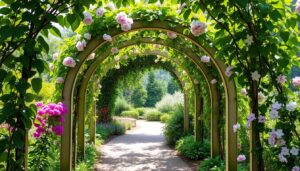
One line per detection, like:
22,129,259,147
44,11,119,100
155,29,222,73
95,120,193,171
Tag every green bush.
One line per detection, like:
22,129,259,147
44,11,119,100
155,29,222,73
160,113,170,123
113,97,132,115
144,110,162,121
76,144,98,171
163,105,192,145
135,107,148,116
176,136,210,160
120,110,139,119
155,92,183,113
197,157,225,171
96,122,126,140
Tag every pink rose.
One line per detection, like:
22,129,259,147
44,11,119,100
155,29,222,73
56,77,64,83
76,41,85,51
167,32,177,39
106,2,116,11
237,154,246,162
96,7,105,17
201,56,210,63
83,12,93,25
116,12,128,25
210,79,217,84
296,4,300,14
225,66,232,77
292,76,300,87
87,53,95,61
241,88,247,96
276,75,286,84
63,57,76,68
190,20,207,36
52,52,59,60
121,23,132,31
103,34,112,42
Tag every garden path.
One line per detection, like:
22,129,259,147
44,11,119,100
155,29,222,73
95,120,193,171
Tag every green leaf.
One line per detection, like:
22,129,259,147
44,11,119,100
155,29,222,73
183,9,191,20
0,7,11,14
148,0,157,3
33,59,45,74
31,78,42,93
280,31,289,42
0,69,7,82
37,36,49,53
49,26,61,38
25,93,35,102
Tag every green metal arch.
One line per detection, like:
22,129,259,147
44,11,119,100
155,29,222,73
61,20,237,171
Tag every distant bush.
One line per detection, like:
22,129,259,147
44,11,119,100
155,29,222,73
160,113,170,123
175,136,210,160
163,105,192,145
155,92,183,113
197,157,225,171
120,110,139,119
96,122,126,140
144,110,162,121
135,107,149,116
113,97,132,115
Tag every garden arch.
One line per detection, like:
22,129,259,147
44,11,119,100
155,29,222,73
75,41,219,160
60,20,237,171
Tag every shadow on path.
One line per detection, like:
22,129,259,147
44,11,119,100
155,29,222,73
95,120,193,171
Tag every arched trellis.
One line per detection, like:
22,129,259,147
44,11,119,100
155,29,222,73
76,52,204,159
60,20,237,171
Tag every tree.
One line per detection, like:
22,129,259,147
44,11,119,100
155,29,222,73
131,84,147,107
167,78,180,94
145,72,164,107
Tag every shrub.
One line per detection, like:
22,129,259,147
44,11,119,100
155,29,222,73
163,105,192,145
135,107,148,116
175,136,210,160
197,157,225,171
113,97,132,115
120,110,139,119
96,122,126,140
155,92,183,113
144,110,162,121
160,113,170,123
76,144,98,171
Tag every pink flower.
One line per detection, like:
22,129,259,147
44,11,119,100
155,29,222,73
296,4,300,14
190,20,207,36
241,88,247,96
52,125,64,136
83,12,93,25
237,154,246,162
276,75,286,84
292,76,300,87
292,166,300,171
225,66,232,77
258,116,266,123
96,7,105,17
200,56,210,63
56,77,64,84
63,57,76,68
121,23,132,31
111,47,119,54
116,12,128,25
210,79,217,84
76,34,81,41
76,41,85,51
167,32,177,39
52,52,59,60
103,34,112,42
35,102,44,108
37,109,46,116
59,117,65,123
106,2,116,11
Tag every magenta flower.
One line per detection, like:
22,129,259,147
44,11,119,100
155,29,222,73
83,12,93,25
35,102,44,108
190,20,207,36
237,154,246,162
63,57,76,68
52,125,64,136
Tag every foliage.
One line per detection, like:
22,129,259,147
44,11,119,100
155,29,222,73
155,92,183,113
120,110,139,119
75,144,98,171
160,113,170,123
113,97,133,116
175,136,210,160
144,110,162,121
167,77,181,94
135,107,150,116
197,157,225,171
96,122,126,140
130,84,147,107
163,105,192,145
144,72,164,107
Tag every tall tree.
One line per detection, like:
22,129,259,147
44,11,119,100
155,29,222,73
167,77,180,94
145,72,164,107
